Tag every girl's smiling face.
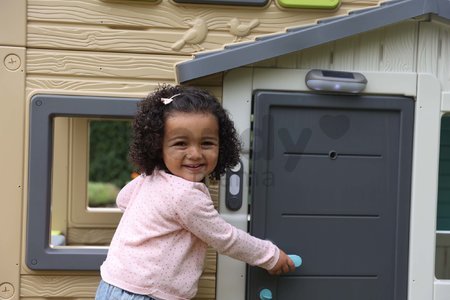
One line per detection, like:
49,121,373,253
162,112,219,182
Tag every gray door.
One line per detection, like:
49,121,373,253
247,91,414,300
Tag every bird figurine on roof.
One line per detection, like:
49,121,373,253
171,18,208,52
228,18,260,42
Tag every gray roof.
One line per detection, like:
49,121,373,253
176,0,450,83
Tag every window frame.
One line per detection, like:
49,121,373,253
27,94,138,270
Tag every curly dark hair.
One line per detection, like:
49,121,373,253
129,84,241,180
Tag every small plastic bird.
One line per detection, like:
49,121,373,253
171,18,208,51
228,18,260,42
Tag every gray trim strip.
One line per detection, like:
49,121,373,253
176,0,450,83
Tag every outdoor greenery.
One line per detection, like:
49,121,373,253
88,119,134,207
88,182,120,207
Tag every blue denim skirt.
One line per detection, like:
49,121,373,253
95,280,157,300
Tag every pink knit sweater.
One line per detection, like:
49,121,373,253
100,170,279,300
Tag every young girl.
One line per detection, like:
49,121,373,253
96,85,295,300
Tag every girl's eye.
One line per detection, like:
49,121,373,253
173,141,187,147
202,141,217,147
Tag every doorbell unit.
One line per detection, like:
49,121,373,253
225,160,243,211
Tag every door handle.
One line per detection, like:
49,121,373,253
258,254,302,299
288,254,302,267
259,288,272,300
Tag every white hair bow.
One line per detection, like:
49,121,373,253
161,93,181,105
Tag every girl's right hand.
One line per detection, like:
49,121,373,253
268,250,295,275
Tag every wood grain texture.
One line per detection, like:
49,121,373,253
417,21,450,91
352,29,382,70
379,21,418,72
298,43,334,69
26,76,222,97
27,0,385,54
27,49,186,80
332,35,359,70
417,22,440,75
438,25,450,91
21,274,216,299
28,0,382,31
251,21,417,74
26,76,173,97
21,275,99,298
27,24,230,54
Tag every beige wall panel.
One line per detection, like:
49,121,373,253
27,0,385,55
256,21,418,74
1,0,26,46
417,20,450,92
379,21,417,72
209,181,219,206
27,77,221,98
325,22,417,73
352,29,383,70
298,43,333,69
275,54,298,68
0,46,25,300
21,274,216,299
21,276,99,298
251,58,278,68
196,275,216,299
27,77,174,98
332,35,359,70
438,26,450,91
417,22,440,75
349,22,416,72
204,249,218,273
27,50,187,80
28,0,382,32
27,24,231,55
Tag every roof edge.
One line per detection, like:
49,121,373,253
176,0,450,83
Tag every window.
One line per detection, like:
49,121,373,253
88,119,134,208
50,118,134,249
27,94,138,270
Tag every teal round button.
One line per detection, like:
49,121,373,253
259,288,272,300
288,254,302,267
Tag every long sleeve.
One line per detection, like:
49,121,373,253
116,175,144,211
172,185,280,270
